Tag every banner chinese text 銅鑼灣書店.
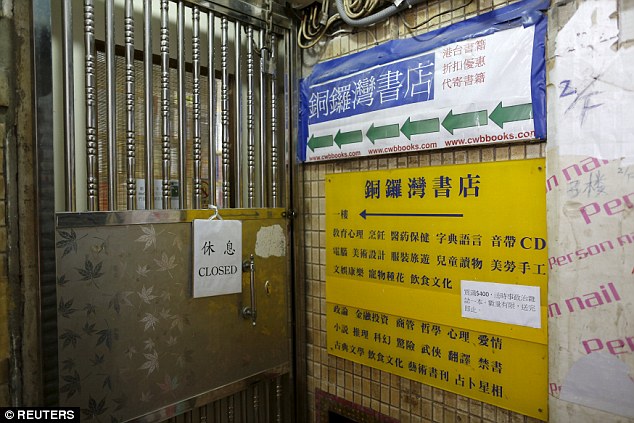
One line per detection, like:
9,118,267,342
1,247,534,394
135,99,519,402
326,159,547,419
299,0,548,162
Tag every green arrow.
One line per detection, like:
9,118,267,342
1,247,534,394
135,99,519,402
489,102,533,128
400,117,440,140
307,134,333,152
366,123,400,144
334,129,362,148
441,110,488,135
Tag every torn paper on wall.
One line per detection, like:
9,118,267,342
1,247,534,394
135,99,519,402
255,225,286,258
548,0,634,162
560,353,634,418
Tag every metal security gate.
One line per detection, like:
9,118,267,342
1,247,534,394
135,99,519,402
32,0,299,421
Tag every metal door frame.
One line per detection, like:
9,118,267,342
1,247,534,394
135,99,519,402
30,0,307,420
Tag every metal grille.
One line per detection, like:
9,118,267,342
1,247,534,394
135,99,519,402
58,0,289,212
166,376,291,423
95,49,213,210
35,0,298,421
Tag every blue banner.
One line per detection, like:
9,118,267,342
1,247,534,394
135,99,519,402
299,0,548,162
307,52,435,125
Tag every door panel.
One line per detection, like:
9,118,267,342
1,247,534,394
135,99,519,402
34,0,299,419
55,209,290,421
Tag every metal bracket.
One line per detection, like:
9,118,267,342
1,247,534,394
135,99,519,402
261,0,275,75
241,254,257,326
282,209,297,220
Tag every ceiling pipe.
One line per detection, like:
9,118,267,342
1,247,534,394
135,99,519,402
334,0,427,27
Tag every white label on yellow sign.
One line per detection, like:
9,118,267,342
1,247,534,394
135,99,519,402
192,219,242,298
461,280,541,328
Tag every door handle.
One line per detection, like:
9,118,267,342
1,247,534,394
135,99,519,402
241,254,257,326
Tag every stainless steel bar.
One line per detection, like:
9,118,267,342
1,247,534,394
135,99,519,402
214,399,221,423
160,0,171,208
234,21,242,208
246,25,255,208
228,395,234,423
221,16,230,207
178,0,187,209
240,391,247,423
62,0,75,212
208,12,216,207
275,376,282,423
271,33,279,208
144,0,154,209
284,31,291,209
106,0,117,209
253,384,260,423
265,379,271,421
56,208,286,229
84,0,99,211
117,0,292,32
125,0,136,210
192,6,202,209
258,29,266,208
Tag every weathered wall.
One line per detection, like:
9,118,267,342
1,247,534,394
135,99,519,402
0,0,39,407
546,0,634,422
300,1,549,420
0,0,13,406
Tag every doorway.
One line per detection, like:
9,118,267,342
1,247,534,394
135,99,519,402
31,0,301,421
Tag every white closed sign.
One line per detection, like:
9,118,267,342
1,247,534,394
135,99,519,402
192,219,242,298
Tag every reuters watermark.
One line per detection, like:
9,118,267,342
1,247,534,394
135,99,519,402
1,408,80,422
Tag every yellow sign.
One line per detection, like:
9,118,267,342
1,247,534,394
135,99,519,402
326,159,547,419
